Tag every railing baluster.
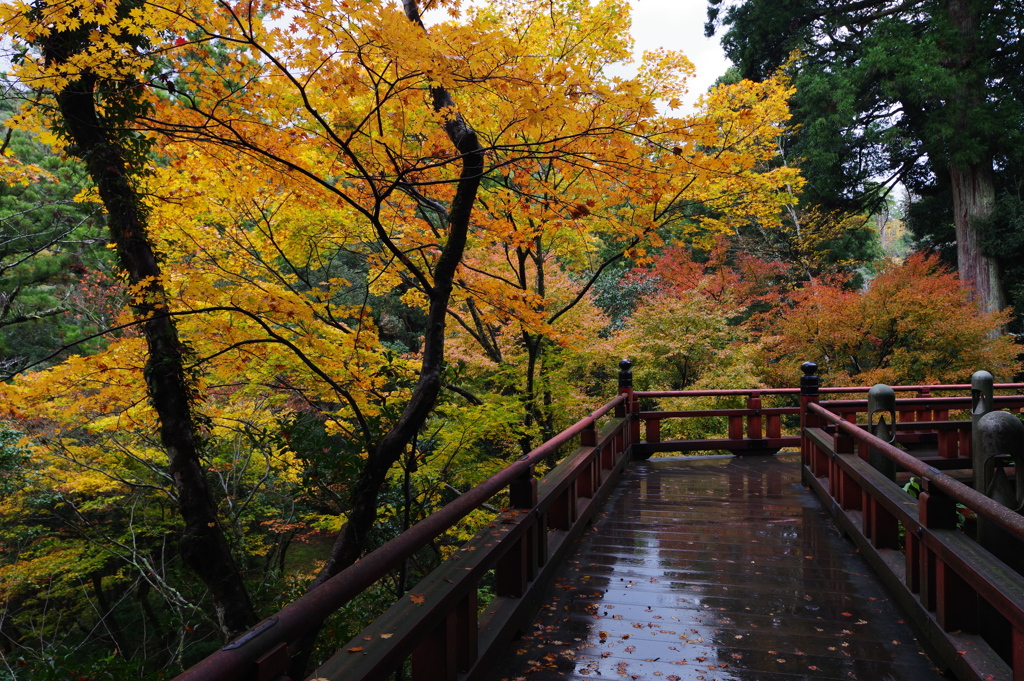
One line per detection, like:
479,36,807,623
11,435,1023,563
746,391,763,439
254,643,288,681
728,414,743,440
917,476,959,614
647,418,661,444
412,611,458,681
496,535,528,599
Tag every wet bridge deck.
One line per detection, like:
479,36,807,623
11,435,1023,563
494,454,946,681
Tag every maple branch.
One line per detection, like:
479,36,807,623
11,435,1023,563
445,306,502,364
547,236,641,326
442,383,484,406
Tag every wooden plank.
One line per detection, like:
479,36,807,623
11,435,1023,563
804,463,1012,681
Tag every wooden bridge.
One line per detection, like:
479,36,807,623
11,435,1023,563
176,362,1024,681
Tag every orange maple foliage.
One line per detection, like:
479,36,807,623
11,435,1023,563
758,253,1021,386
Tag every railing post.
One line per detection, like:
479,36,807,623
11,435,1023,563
972,369,995,487
975,410,1024,574
746,391,763,439
917,478,958,607
619,358,643,457
867,384,897,482
616,358,632,418
799,361,820,485
917,479,979,633
509,463,537,509
581,420,597,447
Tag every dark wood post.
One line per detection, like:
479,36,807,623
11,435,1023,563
918,479,978,633
619,358,643,458
746,391,763,439
616,358,632,418
799,361,820,485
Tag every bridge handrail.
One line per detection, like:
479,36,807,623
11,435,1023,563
633,384,1024,457
636,382,1024,399
175,394,627,681
808,401,1024,539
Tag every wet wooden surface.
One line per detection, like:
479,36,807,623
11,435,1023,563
493,454,947,681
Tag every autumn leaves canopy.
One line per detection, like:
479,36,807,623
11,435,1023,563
0,0,1015,674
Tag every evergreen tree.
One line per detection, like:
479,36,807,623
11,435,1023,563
707,0,1024,318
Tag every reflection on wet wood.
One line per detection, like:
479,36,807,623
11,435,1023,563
493,455,945,681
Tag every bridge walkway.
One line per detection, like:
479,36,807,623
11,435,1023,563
493,454,946,681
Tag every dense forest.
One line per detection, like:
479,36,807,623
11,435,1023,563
0,0,1020,678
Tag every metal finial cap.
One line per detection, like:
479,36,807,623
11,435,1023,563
801,361,818,376
619,358,632,372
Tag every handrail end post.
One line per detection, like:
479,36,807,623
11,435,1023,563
799,362,820,480
509,466,538,509
616,358,633,418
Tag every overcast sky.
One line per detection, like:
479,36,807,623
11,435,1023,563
625,0,732,106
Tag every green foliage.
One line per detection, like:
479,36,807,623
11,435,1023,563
0,92,118,374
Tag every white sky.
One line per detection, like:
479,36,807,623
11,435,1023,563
624,0,732,106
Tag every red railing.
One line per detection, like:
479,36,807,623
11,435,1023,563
175,394,633,681
174,360,1024,681
631,383,1024,457
799,368,1024,681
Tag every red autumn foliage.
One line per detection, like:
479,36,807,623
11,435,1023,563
758,252,1021,386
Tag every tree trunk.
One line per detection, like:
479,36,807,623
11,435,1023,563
949,162,1005,314
45,56,256,636
945,0,1005,315
287,4,484,675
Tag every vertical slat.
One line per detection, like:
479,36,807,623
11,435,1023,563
535,510,549,567
577,455,594,499
1013,627,1024,681
455,590,478,671
862,490,874,541
916,388,932,423
921,542,937,611
905,528,921,593
580,422,596,447
412,611,458,681
495,536,527,598
871,501,900,550
960,427,972,459
814,441,829,478
255,643,289,681
936,561,977,633
509,467,537,509
918,482,959,613
839,466,861,511
626,395,634,444
647,418,661,444
767,413,781,439
728,415,743,440
746,392,763,439
937,428,952,458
